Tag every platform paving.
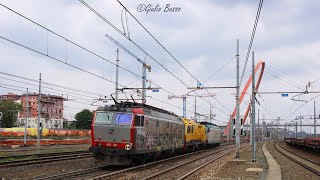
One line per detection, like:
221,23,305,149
262,143,282,180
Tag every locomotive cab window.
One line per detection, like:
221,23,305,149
134,115,145,126
115,113,132,125
95,112,113,124
187,125,191,133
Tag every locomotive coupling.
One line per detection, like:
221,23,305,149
125,143,132,151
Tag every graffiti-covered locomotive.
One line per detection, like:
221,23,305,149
89,102,221,165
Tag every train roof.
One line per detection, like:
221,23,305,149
199,121,218,126
97,102,179,117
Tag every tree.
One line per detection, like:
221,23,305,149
75,109,93,129
0,99,23,128
67,122,77,129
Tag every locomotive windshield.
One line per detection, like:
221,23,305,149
115,113,132,125
95,112,113,124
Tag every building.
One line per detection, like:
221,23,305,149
18,93,65,129
0,93,20,101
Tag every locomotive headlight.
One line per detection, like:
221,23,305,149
125,143,132,151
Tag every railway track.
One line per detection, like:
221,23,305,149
274,142,320,176
84,144,243,180
0,150,92,168
37,144,236,180
141,147,238,180
34,165,111,180
279,143,320,166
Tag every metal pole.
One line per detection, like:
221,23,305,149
284,125,286,139
183,97,186,118
24,88,29,146
235,39,240,159
115,48,119,101
300,113,302,138
209,104,212,123
142,65,147,104
37,73,42,152
250,107,252,145
258,109,260,142
295,121,297,138
251,51,256,161
194,97,197,121
314,101,316,138
262,118,265,142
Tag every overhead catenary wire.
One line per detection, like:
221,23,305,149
115,0,232,116
0,2,229,120
0,37,198,117
202,55,236,85
79,0,231,117
116,0,201,84
283,94,320,122
239,0,264,87
0,82,94,104
0,3,198,108
264,70,303,90
267,65,305,89
0,72,104,97
0,75,99,100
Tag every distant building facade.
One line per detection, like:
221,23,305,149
0,93,20,101
1,93,65,129
19,94,64,129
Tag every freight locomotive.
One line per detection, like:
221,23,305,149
89,102,221,165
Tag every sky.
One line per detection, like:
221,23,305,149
0,0,320,133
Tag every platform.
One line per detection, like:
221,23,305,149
262,143,282,180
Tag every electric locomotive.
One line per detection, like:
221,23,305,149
200,121,222,147
89,102,185,165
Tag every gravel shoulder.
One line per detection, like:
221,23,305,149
266,141,319,180
0,144,98,179
0,157,102,179
196,142,267,180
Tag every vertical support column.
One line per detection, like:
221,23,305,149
284,125,287,139
251,51,256,162
250,107,252,145
258,109,260,142
299,113,302,138
209,104,212,123
295,121,297,138
194,96,197,121
235,39,240,159
142,64,147,104
183,97,186,118
262,119,265,142
115,48,119,101
314,101,317,139
24,88,29,146
37,73,42,153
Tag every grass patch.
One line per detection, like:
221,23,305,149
0,155,37,163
